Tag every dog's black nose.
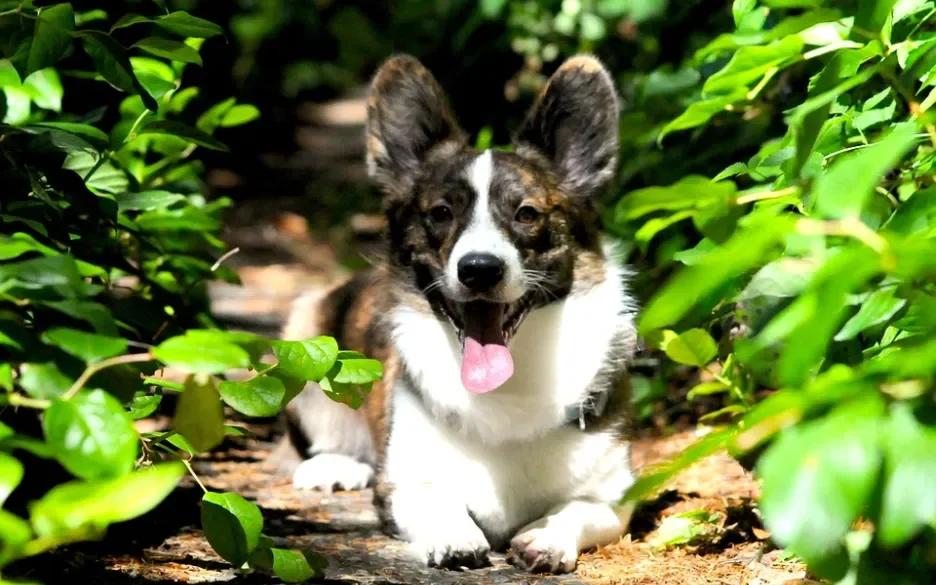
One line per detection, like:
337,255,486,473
457,253,505,291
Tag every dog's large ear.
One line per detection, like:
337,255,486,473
366,55,466,194
513,55,619,198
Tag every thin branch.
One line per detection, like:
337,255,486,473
0,394,52,409
63,352,155,400
183,458,208,494
211,247,240,272
734,186,800,205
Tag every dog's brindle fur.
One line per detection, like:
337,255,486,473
278,54,638,574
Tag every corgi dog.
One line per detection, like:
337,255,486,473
278,53,638,574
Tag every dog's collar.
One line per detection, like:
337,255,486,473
563,389,611,431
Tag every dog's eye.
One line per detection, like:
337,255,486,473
515,205,540,224
428,203,453,224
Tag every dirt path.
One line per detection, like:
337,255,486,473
12,422,810,585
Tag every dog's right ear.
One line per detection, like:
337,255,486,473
366,55,466,195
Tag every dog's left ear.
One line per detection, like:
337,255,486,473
366,55,466,196
513,55,619,198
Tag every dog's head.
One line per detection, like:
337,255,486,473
366,54,619,394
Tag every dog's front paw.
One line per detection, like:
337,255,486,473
508,526,578,574
292,453,374,492
414,525,491,570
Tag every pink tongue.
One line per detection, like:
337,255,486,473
461,337,514,394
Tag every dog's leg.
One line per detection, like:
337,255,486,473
390,485,492,569
508,500,634,573
287,384,376,492
279,291,376,492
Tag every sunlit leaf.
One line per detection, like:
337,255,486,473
30,462,185,538
758,396,885,564
201,492,263,566
43,390,139,480
172,374,225,453
132,37,202,66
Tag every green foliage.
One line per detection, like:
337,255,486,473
616,1,936,581
0,3,380,583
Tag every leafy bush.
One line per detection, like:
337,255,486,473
615,1,936,582
0,2,381,583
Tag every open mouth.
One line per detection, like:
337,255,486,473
438,297,533,394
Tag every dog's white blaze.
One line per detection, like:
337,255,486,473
447,150,525,301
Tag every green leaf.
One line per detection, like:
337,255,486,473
27,4,74,77
139,120,229,151
634,210,695,249
144,377,184,392
156,11,224,38
27,122,109,151
63,152,130,194
0,363,12,392
834,287,906,341
732,0,757,27
789,51,844,180
132,37,202,66
0,508,32,565
2,86,30,124
220,104,260,127
110,13,153,32
18,362,73,399
658,89,747,142
196,97,235,132
703,36,804,95
172,374,225,453
813,122,918,219
876,404,936,548
267,370,306,406
135,206,220,232
332,359,383,384
201,492,263,567
882,186,936,235
757,396,884,564
166,433,197,456
0,451,24,506
0,254,93,298
272,337,339,382
43,390,138,481
30,462,185,538
622,427,735,503
153,333,250,375
78,31,157,112
218,377,285,418
686,381,730,400
128,392,161,420
774,248,880,387
249,548,325,583
41,327,128,364
855,0,899,37
179,330,270,364
639,217,795,334
22,68,62,111
40,300,117,336
662,329,718,366
480,0,508,18
320,375,363,408
115,190,187,211
131,58,176,99
616,176,736,221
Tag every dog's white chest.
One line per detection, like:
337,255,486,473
384,387,633,544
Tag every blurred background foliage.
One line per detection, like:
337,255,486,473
132,0,773,242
